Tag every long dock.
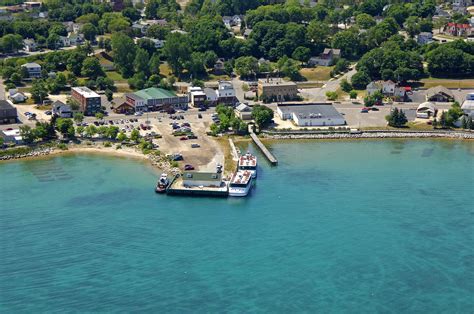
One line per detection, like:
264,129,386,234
249,131,278,165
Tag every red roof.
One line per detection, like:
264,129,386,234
447,22,470,28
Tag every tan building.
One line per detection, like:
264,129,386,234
258,78,298,103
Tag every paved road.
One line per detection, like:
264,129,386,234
299,68,357,101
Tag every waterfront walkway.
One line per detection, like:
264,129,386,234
249,131,278,165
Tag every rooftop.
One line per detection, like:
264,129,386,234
72,86,100,98
0,100,15,110
238,153,257,167
231,170,252,185
134,87,177,100
258,78,297,87
278,103,345,120
182,172,222,182
21,62,41,68
461,100,474,110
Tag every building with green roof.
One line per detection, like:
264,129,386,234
124,87,188,112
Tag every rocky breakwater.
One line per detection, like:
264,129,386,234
0,147,54,161
148,153,181,176
263,131,474,140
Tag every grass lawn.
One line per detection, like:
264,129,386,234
420,77,474,89
160,63,172,77
208,74,231,81
116,84,133,93
300,66,333,81
106,71,126,82
215,136,237,175
296,82,324,89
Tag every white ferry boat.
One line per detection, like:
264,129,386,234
238,152,257,178
228,170,253,197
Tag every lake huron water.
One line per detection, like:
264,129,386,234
1,140,473,312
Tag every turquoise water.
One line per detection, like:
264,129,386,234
1,140,473,312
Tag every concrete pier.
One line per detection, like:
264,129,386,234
249,131,278,165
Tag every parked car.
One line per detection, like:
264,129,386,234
134,111,143,116
184,164,195,171
371,107,379,111
361,108,369,113
44,110,52,115
198,113,202,118
180,136,188,141
187,135,197,139
191,143,200,148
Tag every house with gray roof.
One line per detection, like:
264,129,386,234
21,62,42,78
426,86,455,102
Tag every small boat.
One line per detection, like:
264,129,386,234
155,173,170,193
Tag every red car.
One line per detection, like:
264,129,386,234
184,164,194,171
180,136,188,141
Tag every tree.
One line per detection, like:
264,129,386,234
149,53,161,75
105,89,113,102
349,90,357,99
326,91,338,101
95,112,105,120
331,58,350,77
351,71,371,89
307,20,330,45
19,125,36,144
356,13,376,29
106,126,119,139
134,48,150,77
187,52,207,78
85,125,97,137
332,30,362,59
386,108,408,127
235,56,259,78
426,44,473,78
81,57,104,79
73,112,84,124
117,131,127,142
67,51,87,76
55,118,75,138
461,115,468,129
404,16,420,38
162,33,191,76
111,33,137,78
467,116,473,130
130,129,140,142
292,46,311,64
276,56,301,81
81,23,98,42
439,111,448,129
76,125,85,137
340,79,352,93
122,7,141,22
252,105,274,128
0,34,23,53
30,80,49,104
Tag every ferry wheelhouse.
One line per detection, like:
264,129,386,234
228,170,253,197
155,173,170,193
238,152,257,178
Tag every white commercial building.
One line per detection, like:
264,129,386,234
277,103,346,127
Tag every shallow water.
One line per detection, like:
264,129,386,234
1,140,473,312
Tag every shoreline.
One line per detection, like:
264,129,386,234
260,130,474,140
0,144,181,175
1,132,472,167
